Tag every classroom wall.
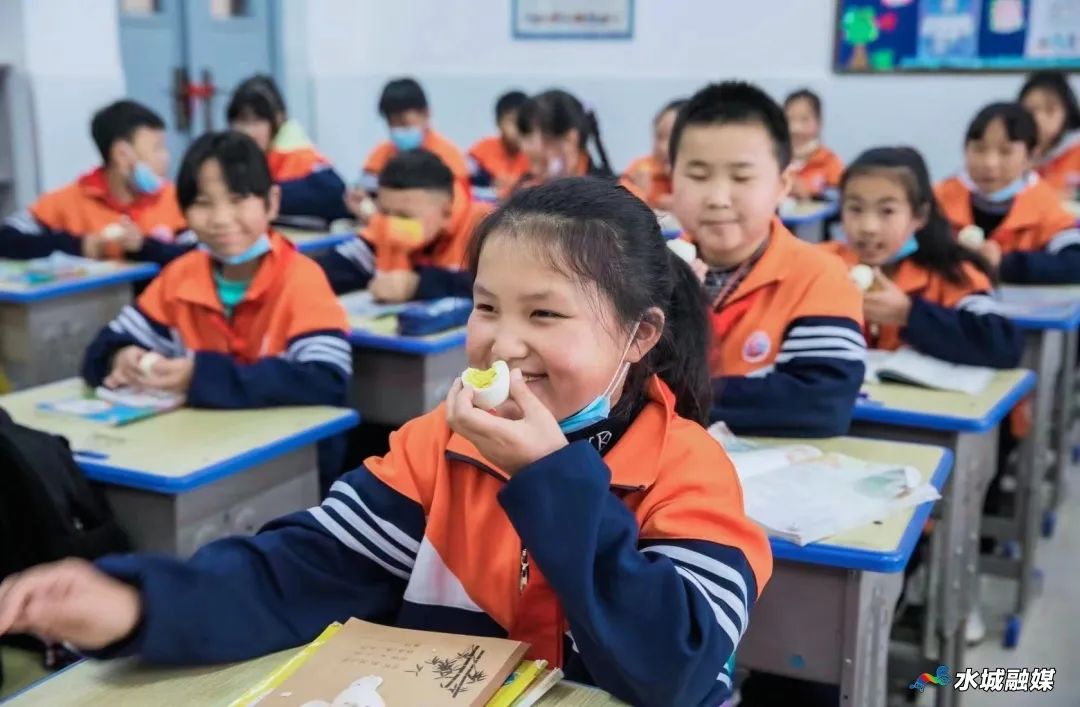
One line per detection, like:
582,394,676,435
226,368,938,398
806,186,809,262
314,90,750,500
1,0,126,201
300,0,1080,182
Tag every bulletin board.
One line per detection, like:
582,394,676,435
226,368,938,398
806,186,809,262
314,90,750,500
834,0,1080,73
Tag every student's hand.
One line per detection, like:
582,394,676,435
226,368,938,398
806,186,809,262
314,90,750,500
789,180,813,201
115,216,145,254
862,269,912,326
345,188,375,223
445,369,567,475
82,233,107,260
370,270,420,303
0,558,142,650
139,355,194,395
690,258,708,284
979,240,1003,270
104,345,149,389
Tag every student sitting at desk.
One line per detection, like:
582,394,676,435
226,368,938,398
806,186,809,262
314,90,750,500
1019,70,1080,199
80,131,351,489
0,100,189,265
783,88,844,201
467,90,531,199
936,102,1080,285
0,179,773,707
319,149,489,301
823,147,1022,368
623,98,687,211
358,77,469,196
227,74,351,224
669,81,866,437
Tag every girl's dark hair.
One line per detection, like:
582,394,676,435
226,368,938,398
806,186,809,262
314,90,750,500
841,146,994,285
516,90,613,177
176,131,273,210
655,98,687,126
466,177,712,424
1018,70,1080,149
783,88,822,119
965,102,1038,152
226,74,286,131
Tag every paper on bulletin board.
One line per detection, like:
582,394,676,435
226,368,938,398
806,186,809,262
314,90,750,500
1025,0,1080,58
917,0,981,62
513,0,633,39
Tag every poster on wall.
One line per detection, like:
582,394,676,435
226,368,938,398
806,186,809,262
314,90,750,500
834,0,1080,72
512,0,634,39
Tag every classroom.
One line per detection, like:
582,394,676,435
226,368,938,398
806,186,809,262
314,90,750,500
0,0,1079,705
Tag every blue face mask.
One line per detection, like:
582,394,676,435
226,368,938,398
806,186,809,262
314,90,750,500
558,323,640,435
199,234,272,266
130,161,164,195
390,126,425,151
885,234,920,264
980,175,1028,203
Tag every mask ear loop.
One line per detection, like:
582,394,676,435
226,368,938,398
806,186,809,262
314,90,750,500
601,320,642,400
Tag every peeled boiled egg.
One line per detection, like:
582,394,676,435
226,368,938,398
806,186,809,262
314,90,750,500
849,264,874,292
462,360,510,409
667,238,697,264
138,351,162,375
958,225,985,250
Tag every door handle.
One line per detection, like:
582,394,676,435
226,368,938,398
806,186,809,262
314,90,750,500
194,68,217,133
171,66,192,132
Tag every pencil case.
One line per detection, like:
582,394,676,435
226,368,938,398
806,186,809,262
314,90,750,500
397,297,472,337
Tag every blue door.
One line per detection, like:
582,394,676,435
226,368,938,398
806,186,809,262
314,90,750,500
118,0,277,174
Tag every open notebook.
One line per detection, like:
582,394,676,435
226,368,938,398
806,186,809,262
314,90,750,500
233,618,565,707
709,423,940,546
37,386,183,426
864,348,993,396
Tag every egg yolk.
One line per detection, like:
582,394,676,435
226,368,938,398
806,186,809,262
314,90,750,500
463,367,498,389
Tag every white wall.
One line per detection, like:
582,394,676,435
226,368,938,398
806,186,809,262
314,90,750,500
2,0,126,202
299,0,1080,182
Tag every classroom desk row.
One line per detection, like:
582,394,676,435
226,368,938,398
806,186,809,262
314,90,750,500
0,231,350,390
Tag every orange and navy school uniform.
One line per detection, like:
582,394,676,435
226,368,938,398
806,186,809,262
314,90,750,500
317,182,490,298
621,155,672,210
935,172,1080,284
1034,129,1080,198
267,120,351,223
90,375,772,706
361,129,470,195
467,135,531,198
791,144,844,198
81,231,351,409
0,167,191,265
820,243,1023,368
704,219,866,437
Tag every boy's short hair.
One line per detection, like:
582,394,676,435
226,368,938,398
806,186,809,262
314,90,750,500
669,82,792,169
378,78,428,118
495,90,528,122
176,131,273,210
965,102,1039,152
378,149,454,197
227,74,286,124
783,88,822,119
90,100,166,164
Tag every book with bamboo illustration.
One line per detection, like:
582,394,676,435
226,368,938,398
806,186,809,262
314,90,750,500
248,617,531,706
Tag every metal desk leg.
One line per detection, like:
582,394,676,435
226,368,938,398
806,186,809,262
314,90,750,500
1049,327,1077,512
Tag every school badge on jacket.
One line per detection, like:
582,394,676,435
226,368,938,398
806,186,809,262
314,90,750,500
742,330,771,364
